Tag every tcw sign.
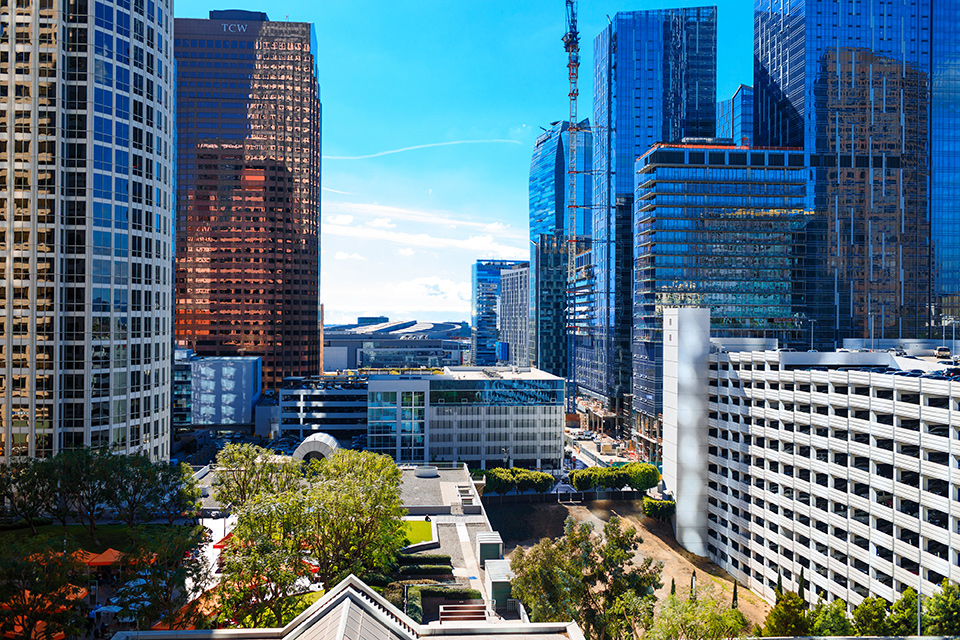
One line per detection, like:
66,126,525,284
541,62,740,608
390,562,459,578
221,23,248,32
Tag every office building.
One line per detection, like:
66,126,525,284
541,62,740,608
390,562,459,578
279,373,368,441
716,84,753,145
0,0,175,460
471,260,527,366
528,120,592,378
367,367,564,470
754,0,957,344
174,11,321,390
498,264,529,366
586,7,718,424
662,308,960,606
173,349,262,430
632,142,809,461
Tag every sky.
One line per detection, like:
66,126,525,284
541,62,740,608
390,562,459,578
178,1,754,325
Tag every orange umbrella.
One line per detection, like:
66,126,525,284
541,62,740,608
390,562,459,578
212,533,233,549
150,588,220,630
4,621,66,640
87,548,124,567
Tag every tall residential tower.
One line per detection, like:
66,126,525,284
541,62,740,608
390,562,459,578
0,0,175,460
174,11,321,390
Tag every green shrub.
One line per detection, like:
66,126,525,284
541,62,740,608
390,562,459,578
398,564,454,576
361,572,393,587
642,496,675,520
0,517,52,532
405,587,423,623
418,586,483,600
397,553,452,566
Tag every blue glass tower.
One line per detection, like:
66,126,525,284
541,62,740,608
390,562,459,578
716,85,754,145
528,120,592,377
755,0,957,343
471,260,528,367
586,7,717,421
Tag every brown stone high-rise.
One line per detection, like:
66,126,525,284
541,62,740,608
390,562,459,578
174,11,320,389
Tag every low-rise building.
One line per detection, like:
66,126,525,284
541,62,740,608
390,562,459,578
279,373,369,442
662,308,960,608
173,350,262,430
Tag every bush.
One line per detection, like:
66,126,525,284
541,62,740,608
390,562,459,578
361,572,393,587
397,553,452,566
418,586,483,600
642,496,675,520
483,467,555,494
398,564,454,576
0,517,52,532
405,586,423,623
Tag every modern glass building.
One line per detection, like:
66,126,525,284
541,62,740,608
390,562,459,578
470,260,527,367
716,84,754,145
0,0,175,461
632,142,810,461
174,11,321,390
498,264,529,367
754,0,957,345
587,7,718,421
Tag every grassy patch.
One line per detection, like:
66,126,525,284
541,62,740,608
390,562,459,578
403,520,432,545
0,524,171,554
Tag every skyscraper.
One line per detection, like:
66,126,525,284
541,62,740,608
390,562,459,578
716,84,754,145
586,7,717,422
498,264,529,367
470,260,527,367
528,120,592,378
754,0,957,345
174,11,321,390
0,0,175,461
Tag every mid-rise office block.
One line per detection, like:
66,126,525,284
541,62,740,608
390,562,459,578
716,84,753,145
367,367,564,470
663,309,960,606
0,0,175,460
173,349,262,429
632,142,809,461
498,264,529,367
174,12,321,390
586,7,717,421
529,121,592,378
279,374,368,441
754,0,958,343
470,260,527,367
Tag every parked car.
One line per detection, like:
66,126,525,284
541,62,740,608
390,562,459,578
935,346,952,358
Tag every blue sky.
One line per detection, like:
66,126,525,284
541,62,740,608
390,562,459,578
178,1,754,325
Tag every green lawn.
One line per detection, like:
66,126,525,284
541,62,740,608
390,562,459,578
0,523,170,554
403,520,433,545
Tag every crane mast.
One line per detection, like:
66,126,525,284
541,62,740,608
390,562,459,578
563,0,580,284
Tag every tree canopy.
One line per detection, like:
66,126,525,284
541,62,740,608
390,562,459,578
645,586,748,640
212,443,302,508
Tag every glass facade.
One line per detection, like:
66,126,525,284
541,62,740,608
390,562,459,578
587,7,718,415
498,264,529,366
632,143,809,459
174,12,321,390
716,84,754,145
755,0,954,344
528,120,592,378
0,0,174,461
470,260,527,366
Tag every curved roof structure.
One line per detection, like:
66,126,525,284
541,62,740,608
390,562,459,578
293,432,340,462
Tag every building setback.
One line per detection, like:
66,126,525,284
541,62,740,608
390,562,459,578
585,7,718,424
174,11,321,390
0,0,175,460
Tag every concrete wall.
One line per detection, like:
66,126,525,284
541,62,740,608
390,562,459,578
661,308,711,556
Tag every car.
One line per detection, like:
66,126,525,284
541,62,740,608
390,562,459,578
935,346,952,358
806,349,819,353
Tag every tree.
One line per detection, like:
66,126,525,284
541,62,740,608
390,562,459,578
300,450,407,589
925,579,960,636
120,526,211,630
35,456,74,532
621,462,660,492
0,536,86,640
212,443,301,508
761,590,809,637
852,596,889,636
796,568,805,608
59,449,115,545
511,516,662,640
107,455,162,528
809,597,853,636
0,460,49,534
888,587,922,636
645,587,749,640
731,582,738,609
155,462,202,526
482,468,514,495
530,470,555,494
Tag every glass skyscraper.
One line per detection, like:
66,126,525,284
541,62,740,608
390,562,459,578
716,84,754,145
174,11,321,390
470,260,527,367
755,0,957,345
632,142,809,461
528,120,592,378
0,0,175,460
587,7,717,419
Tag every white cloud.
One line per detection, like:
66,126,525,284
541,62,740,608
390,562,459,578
368,217,396,229
324,223,526,260
322,275,471,324
321,186,353,195
324,201,525,239
398,247,415,256
326,214,354,226
322,139,523,160
333,251,366,261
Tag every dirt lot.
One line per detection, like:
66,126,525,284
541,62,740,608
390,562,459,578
487,499,770,630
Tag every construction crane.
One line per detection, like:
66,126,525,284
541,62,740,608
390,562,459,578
563,0,580,285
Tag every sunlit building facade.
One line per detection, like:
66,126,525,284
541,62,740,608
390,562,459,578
587,7,718,421
174,11,321,390
470,260,526,367
0,0,175,461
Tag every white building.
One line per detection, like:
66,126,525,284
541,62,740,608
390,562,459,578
662,308,960,607
498,264,530,367
0,0,174,460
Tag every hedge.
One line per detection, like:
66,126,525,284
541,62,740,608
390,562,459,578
0,517,52,532
398,564,454,576
642,496,676,520
361,572,393,587
417,586,483,600
405,587,423,623
397,553,452,566
569,463,660,492
482,467,554,495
